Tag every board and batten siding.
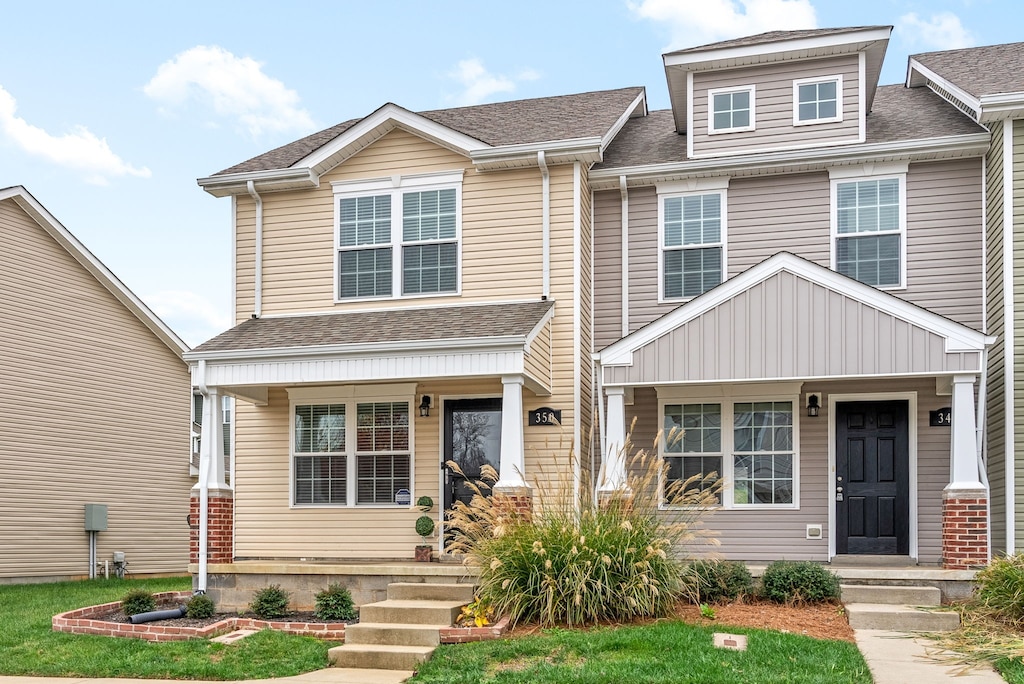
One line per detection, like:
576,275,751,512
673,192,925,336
690,55,861,157
985,119,1007,554
0,199,191,580
592,159,984,345
624,377,948,563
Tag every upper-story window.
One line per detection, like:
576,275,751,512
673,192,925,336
793,76,843,125
658,179,728,301
333,171,462,301
708,85,755,134
830,171,906,289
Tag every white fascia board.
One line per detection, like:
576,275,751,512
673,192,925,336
196,167,319,198
523,304,556,348
471,138,604,169
184,335,528,362
588,133,990,190
663,27,892,69
598,252,990,367
600,90,648,150
979,93,1024,121
906,59,982,120
1,186,190,358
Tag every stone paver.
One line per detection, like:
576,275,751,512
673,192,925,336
855,629,1004,684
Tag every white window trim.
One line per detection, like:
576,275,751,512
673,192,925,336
793,74,844,126
828,167,908,291
656,180,729,304
332,170,464,303
657,383,801,511
707,85,756,135
288,384,416,508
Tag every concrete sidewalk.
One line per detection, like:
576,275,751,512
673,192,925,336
0,670,412,684
855,629,1004,683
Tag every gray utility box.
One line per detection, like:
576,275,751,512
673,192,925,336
84,504,108,531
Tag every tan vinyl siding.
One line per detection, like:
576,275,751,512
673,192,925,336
0,199,191,580
691,55,860,157
1013,119,1024,549
593,190,623,349
524,319,552,391
626,378,947,563
985,120,1006,553
578,168,594,453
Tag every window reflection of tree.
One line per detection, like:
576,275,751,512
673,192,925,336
451,411,495,475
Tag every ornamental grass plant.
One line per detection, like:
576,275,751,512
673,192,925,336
444,428,720,627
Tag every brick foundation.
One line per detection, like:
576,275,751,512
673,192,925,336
941,493,988,570
189,492,234,565
491,487,533,524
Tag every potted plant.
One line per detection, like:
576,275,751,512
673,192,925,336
414,515,435,562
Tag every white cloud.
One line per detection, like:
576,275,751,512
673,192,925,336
897,12,975,51
144,45,315,137
145,289,232,348
628,0,818,51
0,85,150,185
446,58,540,106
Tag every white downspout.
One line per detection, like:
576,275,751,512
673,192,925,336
619,175,629,338
538,151,550,300
195,359,210,593
978,346,992,561
595,354,606,503
1003,119,1015,554
246,180,264,318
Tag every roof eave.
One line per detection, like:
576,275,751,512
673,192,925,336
663,26,893,68
471,138,604,170
197,167,320,198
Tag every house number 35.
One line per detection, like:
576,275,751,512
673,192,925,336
529,407,562,426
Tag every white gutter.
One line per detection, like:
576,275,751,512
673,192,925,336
619,175,629,337
539,151,550,299
246,181,264,319
194,359,210,593
1003,119,1015,554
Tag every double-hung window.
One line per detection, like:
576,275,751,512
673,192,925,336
290,387,413,507
659,181,727,300
661,391,799,509
793,76,842,125
831,170,906,288
708,85,755,134
334,171,462,301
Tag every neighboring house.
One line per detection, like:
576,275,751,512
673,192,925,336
903,44,1024,557
0,186,192,582
187,25,1017,605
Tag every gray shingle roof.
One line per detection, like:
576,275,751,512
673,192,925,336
664,26,890,56
214,88,644,176
914,42,1024,98
595,85,985,170
191,301,554,354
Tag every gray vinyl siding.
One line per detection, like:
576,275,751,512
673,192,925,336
985,120,1006,554
691,55,860,157
594,191,623,350
625,377,947,563
1014,119,1024,551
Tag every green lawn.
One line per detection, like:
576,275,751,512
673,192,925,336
0,576,333,680
410,620,872,684
998,658,1024,682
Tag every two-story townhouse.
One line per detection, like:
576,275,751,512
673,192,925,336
904,43,1024,558
185,90,646,608
592,26,994,570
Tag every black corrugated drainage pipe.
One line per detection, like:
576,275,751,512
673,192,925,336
128,606,187,624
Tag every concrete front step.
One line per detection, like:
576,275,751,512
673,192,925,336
345,621,447,647
359,599,465,625
329,643,435,670
845,603,960,631
841,584,941,606
387,582,476,602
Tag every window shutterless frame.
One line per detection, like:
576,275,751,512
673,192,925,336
829,170,907,290
656,182,728,303
792,75,843,126
707,85,756,134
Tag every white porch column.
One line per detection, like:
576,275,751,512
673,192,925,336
947,374,984,491
599,386,628,493
196,388,229,492
494,374,527,489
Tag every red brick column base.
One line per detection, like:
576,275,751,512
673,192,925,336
189,491,234,565
492,486,533,524
941,490,988,570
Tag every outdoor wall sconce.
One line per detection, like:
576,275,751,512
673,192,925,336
806,393,821,418
419,395,432,418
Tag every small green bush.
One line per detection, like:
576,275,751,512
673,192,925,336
416,495,434,510
415,515,435,540
975,554,1024,626
121,589,156,616
186,593,216,619
681,559,754,604
249,584,290,619
760,560,841,605
314,584,357,621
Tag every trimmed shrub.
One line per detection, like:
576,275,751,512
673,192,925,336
415,515,435,540
760,560,841,605
249,584,290,619
681,559,754,604
186,593,216,619
975,554,1024,626
121,589,156,616
314,584,357,621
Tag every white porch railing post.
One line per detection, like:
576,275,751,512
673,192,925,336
599,386,628,493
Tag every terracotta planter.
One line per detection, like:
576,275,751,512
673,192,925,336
414,545,433,562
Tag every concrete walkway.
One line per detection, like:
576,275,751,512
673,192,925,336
855,630,1005,683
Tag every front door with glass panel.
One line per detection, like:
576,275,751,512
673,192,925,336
443,398,502,514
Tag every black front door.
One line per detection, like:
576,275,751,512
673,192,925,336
443,398,502,514
835,401,910,555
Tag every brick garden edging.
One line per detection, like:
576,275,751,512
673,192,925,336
439,616,510,643
52,591,347,642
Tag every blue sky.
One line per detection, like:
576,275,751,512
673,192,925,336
1,0,1016,346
